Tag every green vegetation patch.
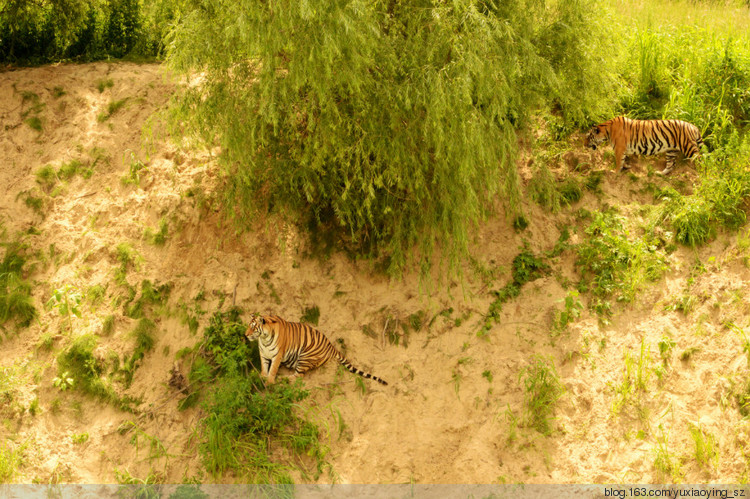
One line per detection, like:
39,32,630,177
519,355,564,435
576,210,668,317
181,309,328,482
478,247,549,337
0,241,37,332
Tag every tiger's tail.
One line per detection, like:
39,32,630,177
336,353,388,385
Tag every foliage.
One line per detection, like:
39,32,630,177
184,309,327,482
57,334,115,401
168,0,619,275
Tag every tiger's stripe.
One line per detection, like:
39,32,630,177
246,314,388,386
585,116,703,175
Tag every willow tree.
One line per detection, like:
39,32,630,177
168,0,618,275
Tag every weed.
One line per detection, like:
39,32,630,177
184,309,327,480
46,284,82,333
124,280,172,319
101,314,115,336
71,433,89,444
121,153,148,186
519,355,564,435
0,242,37,332
576,210,667,316
25,116,42,131
513,215,529,232
0,441,25,483
52,86,66,98
300,305,320,326
144,218,169,246
658,336,675,364
56,334,121,405
653,426,682,482
96,79,114,93
610,339,652,419
482,370,493,383
114,243,139,285
97,98,129,122
28,398,39,416
52,371,74,391
553,290,583,333
478,247,549,337
690,424,718,469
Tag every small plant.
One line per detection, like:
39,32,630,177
96,78,114,93
478,247,549,337
519,355,564,435
653,426,682,482
71,432,89,444
690,424,718,469
611,339,652,417
300,305,320,326
121,153,148,186
102,314,115,336
143,218,169,246
46,284,82,333
0,441,26,483
25,116,42,131
52,371,74,391
553,290,583,333
28,397,39,416
0,242,37,331
658,336,675,365
35,165,58,192
52,86,66,98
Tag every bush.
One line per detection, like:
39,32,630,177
168,0,620,276
0,241,37,331
183,309,327,481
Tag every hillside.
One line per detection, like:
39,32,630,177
1,62,750,485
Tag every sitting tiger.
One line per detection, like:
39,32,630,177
585,116,703,175
246,314,388,386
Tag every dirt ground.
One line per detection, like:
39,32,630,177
1,62,750,485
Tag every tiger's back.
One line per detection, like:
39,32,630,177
246,314,388,386
585,116,703,174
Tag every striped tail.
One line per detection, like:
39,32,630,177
336,353,388,385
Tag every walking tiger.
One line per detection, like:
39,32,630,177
585,116,703,175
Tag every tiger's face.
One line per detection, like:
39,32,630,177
585,125,608,150
246,315,265,341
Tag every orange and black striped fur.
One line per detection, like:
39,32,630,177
246,315,387,385
585,116,703,175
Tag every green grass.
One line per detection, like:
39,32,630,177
0,242,37,331
24,116,42,131
0,441,25,483
183,309,328,481
300,305,320,326
690,424,718,470
519,355,564,435
97,98,129,122
576,210,668,318
144,218,169,246
478,247,549,337
96,79,114,93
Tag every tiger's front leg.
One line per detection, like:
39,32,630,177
614,143,627,173
266,354,284,385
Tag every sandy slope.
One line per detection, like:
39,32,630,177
1,62,750,485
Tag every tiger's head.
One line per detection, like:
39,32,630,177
585,124,609,151
246,315,266,341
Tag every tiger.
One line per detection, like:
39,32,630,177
585,116,703,175
245,314,388,386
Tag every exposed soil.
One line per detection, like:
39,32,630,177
2,62,749,485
